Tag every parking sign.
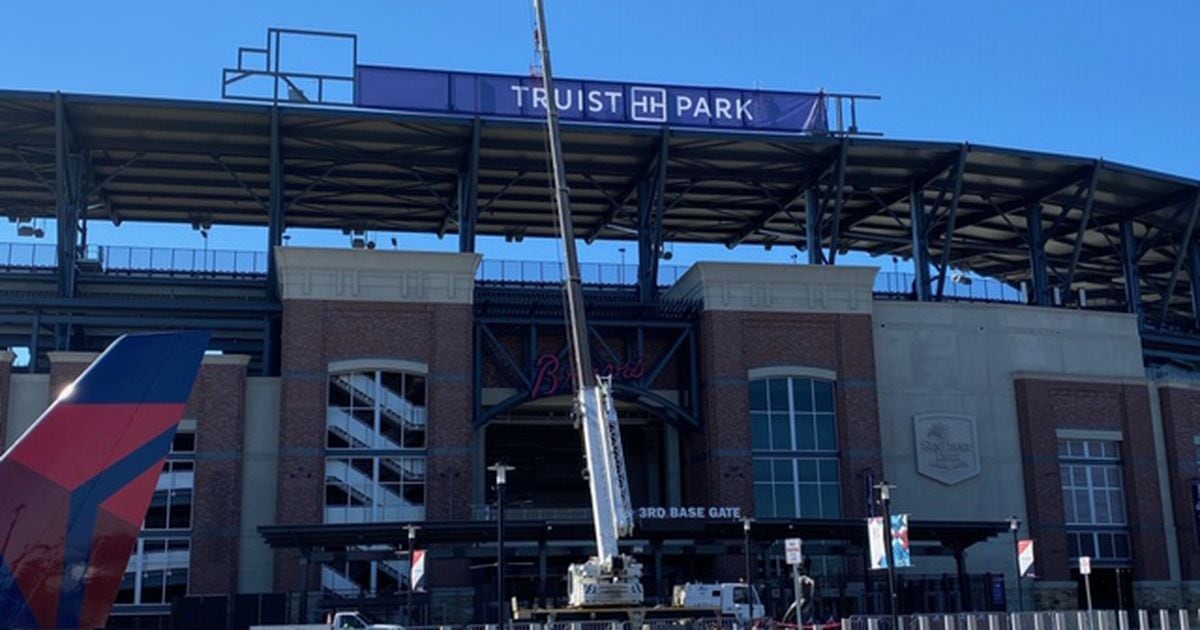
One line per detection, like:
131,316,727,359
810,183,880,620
785,538,803,566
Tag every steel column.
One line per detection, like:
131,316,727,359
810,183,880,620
638,131,668,302
1158,190,1200,323
909,185,931,300
805,187,821,264
266,107,285,287
827,139,848,263
1190,240,1200,325
1026,204,1050,306
54,93,80,302
935,145,968,298
1062,162,1101,300
1119,221,1144,320
459,118,481,253
264,106,284,376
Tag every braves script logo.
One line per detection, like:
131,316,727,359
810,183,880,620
914,413,980,485
529,353,646,400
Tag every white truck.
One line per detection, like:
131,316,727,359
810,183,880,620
673,582,766,623
249,610,405,630
515,582,765,625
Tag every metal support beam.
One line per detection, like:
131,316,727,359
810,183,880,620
805,187,821,264
725,144,841,249
1026,204,1050,306
827,139,848,263
1120,221,1144,321
264,106,284,376
934,145,968,298
459,118,481,253
638,131,668,302
54,93,80,302
636,182,657,302
1189,239,1200,326
909,185,931,300
1062,161,1101,299
1158,190,1200,323
584,139,665,243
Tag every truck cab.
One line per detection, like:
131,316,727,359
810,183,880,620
672,582,766,624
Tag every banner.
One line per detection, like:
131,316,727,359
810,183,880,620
410,549,426,592
355,66,829,134
868,514,912,569
1018,539,1034,577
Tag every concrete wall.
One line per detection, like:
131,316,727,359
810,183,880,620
872,301,1144,608
0,351,12,448
4,373,49,448
239,376,281,593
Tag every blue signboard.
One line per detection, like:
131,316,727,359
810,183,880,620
355,65,829,133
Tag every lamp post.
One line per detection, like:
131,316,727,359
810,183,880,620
489,462,515,628
404,524,419,625
875,481,899,630
742,517,754,588
1008,516,1022,612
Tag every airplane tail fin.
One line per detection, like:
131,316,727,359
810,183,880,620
0,331,210,629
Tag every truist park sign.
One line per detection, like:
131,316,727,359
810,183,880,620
355,66,829,133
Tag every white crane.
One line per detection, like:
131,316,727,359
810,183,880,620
531,0,644,608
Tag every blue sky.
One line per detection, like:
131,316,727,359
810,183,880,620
1,0,1198,272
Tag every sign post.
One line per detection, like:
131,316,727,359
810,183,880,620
1079,556,1092,611
785,538,804,623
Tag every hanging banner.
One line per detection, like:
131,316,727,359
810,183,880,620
411,549,426,591
355,66,829,134
891,514,912,568
868,517,886,569
868,515,912,569
1018,539,1035,577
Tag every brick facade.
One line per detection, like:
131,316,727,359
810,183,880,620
1013,377,1167,582
694,311,882,519
1156,384,1200,580
273,299,474,590
188,358,249,595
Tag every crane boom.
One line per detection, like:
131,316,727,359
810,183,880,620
532,0,643,607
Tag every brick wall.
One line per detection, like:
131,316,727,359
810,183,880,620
1157,385,1200,580
274,299,474,589
47,352,248,596
1013,377,1166,581
188,358,249,595
694,311,882,519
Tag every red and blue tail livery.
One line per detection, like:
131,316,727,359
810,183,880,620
0,331,210,630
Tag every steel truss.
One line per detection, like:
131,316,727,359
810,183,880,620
3,91,1200,367
473,289,701,432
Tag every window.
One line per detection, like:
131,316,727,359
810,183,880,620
750,377,841,518
327,370,426,451
118,428,195,611
115,538,190,605
325,369,427,525
1058,439,1130,562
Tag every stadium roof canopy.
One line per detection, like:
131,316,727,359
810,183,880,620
2,89,1199,316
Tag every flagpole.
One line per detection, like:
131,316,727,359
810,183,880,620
875,481,899,630
1009,516,1023,612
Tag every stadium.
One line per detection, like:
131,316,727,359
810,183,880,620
3,27,1200,629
